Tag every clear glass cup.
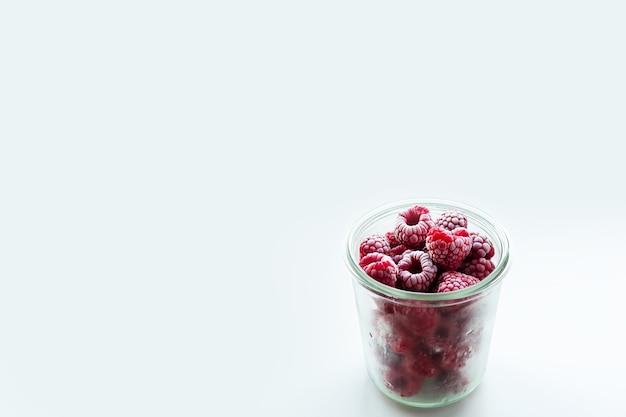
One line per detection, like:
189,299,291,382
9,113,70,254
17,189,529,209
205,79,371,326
345,198,511,407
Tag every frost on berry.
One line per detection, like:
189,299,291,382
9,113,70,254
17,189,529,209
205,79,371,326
425,227,472,271
434,210,468,231
396,250,437,292
359,253,398,288
393,205,434,248
468,231,495,260
383,369,424,397
435,345,472,370
459,257,495,280
385,231,401,248
436,370,470,395
403,349,441,378
436,271,480,293
389,244,410,264
394,301,440,338
359,234,391,258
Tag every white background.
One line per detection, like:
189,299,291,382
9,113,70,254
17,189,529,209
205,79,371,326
1,1,625,416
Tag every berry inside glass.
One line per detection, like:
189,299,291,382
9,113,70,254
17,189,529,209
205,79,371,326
345,199,511,407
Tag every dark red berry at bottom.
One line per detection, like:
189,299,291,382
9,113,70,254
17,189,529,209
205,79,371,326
436,370,469,394
383,369,424,397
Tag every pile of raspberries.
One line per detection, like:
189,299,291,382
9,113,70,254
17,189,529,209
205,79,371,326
359,205,496,293
373,298,481,398
358,205,497,398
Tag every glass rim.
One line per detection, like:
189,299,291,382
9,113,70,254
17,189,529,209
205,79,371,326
344,198,512,302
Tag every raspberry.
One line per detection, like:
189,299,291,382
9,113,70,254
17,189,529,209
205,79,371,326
396,251,438,292
374,313,406,351
389,244,410,264
375,312,415,355
383,369,423,397
459,257,495,280
394,205,434,248
434,210,468,231
436,271,480,293
359,234,391,258
387,331,412,355
423,319,462,354
425,227,472,271
391,303,440,341
385,231,401,248
436,370,469,394
359,253,398,287
468,231,495,260
403,349,440,378
374,343,404,369
436,344,471,370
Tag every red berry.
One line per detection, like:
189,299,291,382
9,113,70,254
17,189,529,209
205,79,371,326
385,231,401,248
389,244,410,264
423,318,463,354
434,210,468,231
436,345,471,370
468,231,495,260
394,205,435,248
436,370,469,394
359,234,391,258
395,303,440,338
383,369,424,397
459,257,495,280
388,332,412,354
425,227,472,271
403,349,441,378
359,253,398,287
396,250,438,292
436,271,480,293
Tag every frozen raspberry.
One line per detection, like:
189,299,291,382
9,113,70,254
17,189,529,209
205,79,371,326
375,312,415,355
436,271,480,293
394,205,435,248
422,317,461,354
434,210,468,231
385,231,401,248
387,331,412,354
401,306,440,337
359,253,398,287
383,303,440,342
425,227,472,271
389,244,410,264
375,299,396,315
436,345,472,370
374,343,404,369
359,234,391,258
396,251,438,292
437,370,469,394
383,369,424,397
468,231,495,260
403,348,441,377
459,257,495,280
374,313,407,355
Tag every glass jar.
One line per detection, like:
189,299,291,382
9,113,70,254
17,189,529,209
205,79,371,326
345,198,511,407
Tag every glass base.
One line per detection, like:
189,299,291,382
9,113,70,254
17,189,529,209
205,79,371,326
370,372,483,408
